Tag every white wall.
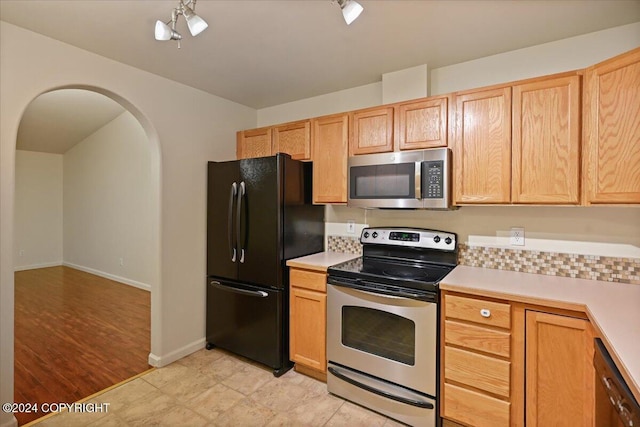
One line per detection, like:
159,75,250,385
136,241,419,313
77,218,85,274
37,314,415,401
257,82,382,127
14,151,63,270
430,22,640,95
0,21,256,427
63,111,154,289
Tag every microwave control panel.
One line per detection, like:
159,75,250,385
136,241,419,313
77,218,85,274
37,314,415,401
423,161,444,199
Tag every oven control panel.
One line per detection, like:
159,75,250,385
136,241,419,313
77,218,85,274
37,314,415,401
360,227,456,250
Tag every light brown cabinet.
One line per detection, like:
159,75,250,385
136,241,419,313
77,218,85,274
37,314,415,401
512,75,581,204
454,73,582,205
289,267,328,381
311,113,349,204
237,120,311,161
442,293,513,427
396,96,449,150
442,291,597,427
453,87,512,204
349,96,450,155
236,127,272,159
583,47,640,205
272,120,311,160
349,106,394,155
525,310,595,427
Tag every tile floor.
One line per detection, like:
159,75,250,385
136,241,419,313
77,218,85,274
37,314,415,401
33,348,406,426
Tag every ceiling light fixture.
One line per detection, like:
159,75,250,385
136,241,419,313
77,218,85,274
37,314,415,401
334,0,364,25
155,0,208,48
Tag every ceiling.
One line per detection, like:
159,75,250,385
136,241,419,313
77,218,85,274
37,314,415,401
3,0,640,153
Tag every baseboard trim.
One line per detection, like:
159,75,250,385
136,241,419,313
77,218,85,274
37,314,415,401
148,338,206,367
62,262,151,291
14,261,62,272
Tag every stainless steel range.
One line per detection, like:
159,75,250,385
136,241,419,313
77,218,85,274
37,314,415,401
327,227,457,427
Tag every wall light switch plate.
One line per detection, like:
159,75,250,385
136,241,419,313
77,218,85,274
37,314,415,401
510,227,525,246
347,220,355,234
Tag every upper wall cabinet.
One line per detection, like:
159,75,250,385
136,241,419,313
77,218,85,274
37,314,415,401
349,106,394,156
396,96,448,150
312,113,349,204
453,73,582,205
453,87,512,204
512,75,581,204
237,120,311,161
583,47,640,205
272,120,311,161
237,127,272,159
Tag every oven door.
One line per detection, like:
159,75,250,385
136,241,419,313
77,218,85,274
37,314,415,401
327,282,438,396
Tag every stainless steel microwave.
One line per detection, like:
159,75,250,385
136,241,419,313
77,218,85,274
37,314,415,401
347,148,452,209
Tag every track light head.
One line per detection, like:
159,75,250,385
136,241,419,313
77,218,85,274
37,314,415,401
336,0,363,25
181,2,209,36
154,0,207,46
155,20,182,41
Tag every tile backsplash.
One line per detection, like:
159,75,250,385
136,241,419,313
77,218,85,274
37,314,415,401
327,235,640,285
459,244,639,285
327,236,362,254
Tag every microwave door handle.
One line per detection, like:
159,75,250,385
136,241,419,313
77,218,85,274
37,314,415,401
415,161,422,199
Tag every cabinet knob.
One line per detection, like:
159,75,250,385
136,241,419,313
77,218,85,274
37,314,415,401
480,309,491,318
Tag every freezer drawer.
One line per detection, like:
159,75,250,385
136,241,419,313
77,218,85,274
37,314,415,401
206,279,288,373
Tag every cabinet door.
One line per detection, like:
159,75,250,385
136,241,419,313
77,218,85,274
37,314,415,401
397,97,448,150
236,127,272,159
512,76,581,204
290,287,326,373
273,120,311,160
525,311,594,427
454,87,512,204
350,107,394,155
583,47,640,204
312,114,349,204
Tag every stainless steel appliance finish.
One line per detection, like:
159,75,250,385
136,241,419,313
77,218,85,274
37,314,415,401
327,227,457,427
594,338,640,427
347,148,452,209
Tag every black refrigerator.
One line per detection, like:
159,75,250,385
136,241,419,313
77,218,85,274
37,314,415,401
206,153,324,376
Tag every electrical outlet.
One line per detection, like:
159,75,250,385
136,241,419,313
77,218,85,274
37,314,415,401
510,227,525,246
347,220,355,234
119,257,124,266
19,250,25,257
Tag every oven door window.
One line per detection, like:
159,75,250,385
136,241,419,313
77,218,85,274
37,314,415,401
349,163,416,199
342,306,415,366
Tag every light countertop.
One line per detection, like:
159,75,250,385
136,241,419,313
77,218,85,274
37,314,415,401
286,251,360,272
441,265,640,402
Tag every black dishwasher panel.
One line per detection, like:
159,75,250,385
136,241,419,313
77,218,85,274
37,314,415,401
594,338,639,427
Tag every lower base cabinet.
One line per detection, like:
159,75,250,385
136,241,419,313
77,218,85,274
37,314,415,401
441,292,596,427
525,310,595,427
289,267,327,381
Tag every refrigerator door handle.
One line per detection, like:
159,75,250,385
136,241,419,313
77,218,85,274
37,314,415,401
228,182,238,262
210,281,268,298
237,181,246,263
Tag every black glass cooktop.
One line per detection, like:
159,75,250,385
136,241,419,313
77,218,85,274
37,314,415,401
327,256,454,292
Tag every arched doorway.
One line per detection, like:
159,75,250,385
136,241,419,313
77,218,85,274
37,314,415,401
12,87,161,425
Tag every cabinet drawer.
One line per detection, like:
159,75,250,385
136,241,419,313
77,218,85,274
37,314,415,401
444,346,510,398
445,320,510,357
290,268,326,292
444,383,510,427
445,294,511,329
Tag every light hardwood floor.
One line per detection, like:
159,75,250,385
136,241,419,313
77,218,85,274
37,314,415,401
14,266,150,426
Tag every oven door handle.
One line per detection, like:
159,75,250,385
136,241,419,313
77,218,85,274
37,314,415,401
328,278,437,303
328,366,434,409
